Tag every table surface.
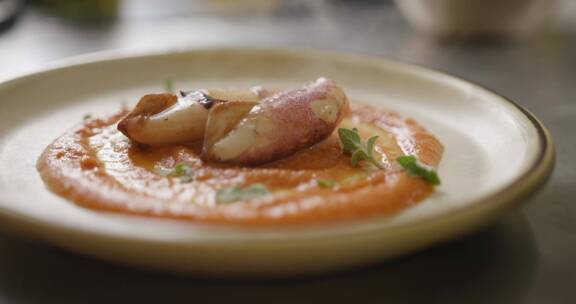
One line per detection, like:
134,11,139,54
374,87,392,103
0,1,575,303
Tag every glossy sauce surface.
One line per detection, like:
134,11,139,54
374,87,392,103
37,104,443,225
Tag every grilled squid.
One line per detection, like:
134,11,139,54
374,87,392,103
118,78,349,165
117,88,265,145
204,78,349,164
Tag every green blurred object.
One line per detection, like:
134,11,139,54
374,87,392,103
33,0,118,22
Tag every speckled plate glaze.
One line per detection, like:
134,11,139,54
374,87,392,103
0,48,554,277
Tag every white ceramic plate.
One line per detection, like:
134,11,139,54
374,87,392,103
0,48,554,277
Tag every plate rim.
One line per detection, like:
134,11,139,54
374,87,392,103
0,46,556,244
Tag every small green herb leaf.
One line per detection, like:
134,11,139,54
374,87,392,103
216,184,269,204
174,163,191,175
397,155,441,186
338,127,383,169
83,114,92,120
164,78,174,93
366,136,378,157
351,149,368,167
317,179,337,188
338,128,362,154
155,162,194,182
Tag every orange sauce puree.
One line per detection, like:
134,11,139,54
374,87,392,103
37,104,443,225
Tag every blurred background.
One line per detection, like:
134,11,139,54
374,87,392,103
0,1,575,303
1,0,575,80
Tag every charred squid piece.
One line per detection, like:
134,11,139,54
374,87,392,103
117,89,263,145
117,92,210,145
203,101,260,155
203,77,349,165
